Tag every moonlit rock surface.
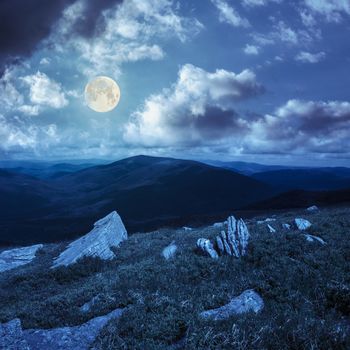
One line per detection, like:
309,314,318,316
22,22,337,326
257,218,276,224
0,244,43,273
216,236,225,255
282,223,291,230
52,211,127,268
197,238,219,259
267,224,276,233
304,234,326,245
0,309,124,350
295,218,312,231
307,205,319,212
182,226,192,231
200,290,264,320
162,241,177,260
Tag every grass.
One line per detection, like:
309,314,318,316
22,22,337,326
0,207,349,349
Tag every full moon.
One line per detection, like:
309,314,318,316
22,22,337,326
85,76,121,113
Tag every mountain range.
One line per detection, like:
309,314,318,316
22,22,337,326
1,155,350,244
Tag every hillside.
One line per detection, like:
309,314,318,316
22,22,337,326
0,156,272,244
0,207,349,349
252,168,350,192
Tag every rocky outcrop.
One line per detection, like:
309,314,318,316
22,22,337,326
226,216,249,258
295,218,312,231
0,309,124,350
52,211,127,268
197,216,250,259
0,244,43,273
282,223,291,230
197,238,219,259
200,290,264,320
304,234,326,245
267,224,276,233
162,241,177,260
307,205,319,212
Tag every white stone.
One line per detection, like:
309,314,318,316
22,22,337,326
0,244,43,273
304,234,326,245
267,224,276,233
200,290,264,320
213,221,226,228
162,241,177,260
221,231,232,256
306,205,319,212
182,226,192,231
295,218,312,231
197,238,219,259
215,236,225,255
257,218,276,224
0,309,124,350
52,211,127,268
282,223,291,230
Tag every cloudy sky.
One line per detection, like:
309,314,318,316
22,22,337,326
0,0,350,165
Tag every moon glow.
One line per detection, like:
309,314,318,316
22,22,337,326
85,76,121,113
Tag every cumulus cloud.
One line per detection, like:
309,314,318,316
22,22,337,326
51,0,203,76
304,0,350,22
124,64,264,146
245,100,350,154
21,72,68,111
244,44,260,55
295,51,326,63
242,0,281,7
211,0,250,27
0,115,59,152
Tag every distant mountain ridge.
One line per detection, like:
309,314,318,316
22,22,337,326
0,156,272,244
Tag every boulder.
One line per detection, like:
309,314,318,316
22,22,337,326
304,234,326,245
295,218,312,231
197,238,219,259
182,226,192,231
162,241,177,260
267,224,276,233
200,290,264,320
52,211,127,268
0,319,29,350
306,205,319,212
0,308,124,350
0,244,43,273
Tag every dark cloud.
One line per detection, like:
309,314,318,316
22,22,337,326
0,0,123,72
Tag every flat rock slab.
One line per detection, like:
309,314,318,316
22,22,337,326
200,290,264,320
0,309,124,350
0,244,43,273
52,211,127,268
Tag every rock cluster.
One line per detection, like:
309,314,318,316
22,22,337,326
197,216,249,259
200,290,264,320
0,244,43,273
52,211,127,268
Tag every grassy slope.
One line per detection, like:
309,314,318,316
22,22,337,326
0,207,349,349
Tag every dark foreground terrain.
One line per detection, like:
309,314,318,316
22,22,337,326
0,207,349,349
